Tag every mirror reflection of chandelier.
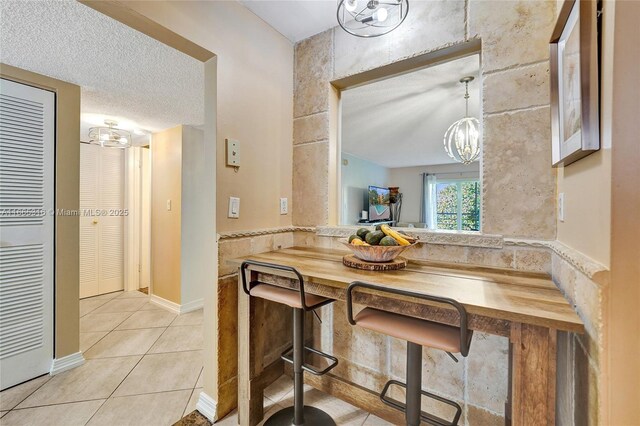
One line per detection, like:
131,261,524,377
88,120,131,148
337,0,409,38
443,76,480,165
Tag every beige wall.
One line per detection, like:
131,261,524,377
122,0,293,233
151,125,183,304
556,0,614,268
1,64,81,359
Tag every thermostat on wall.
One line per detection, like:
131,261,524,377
226,138,240,167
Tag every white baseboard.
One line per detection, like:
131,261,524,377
50,352,85,375
180,298,204,314
150,294,181,314
196,391,218,422
150,295,204,314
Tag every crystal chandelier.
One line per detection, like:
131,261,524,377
443,76,480,165
337,0,409,38
88,120,132,148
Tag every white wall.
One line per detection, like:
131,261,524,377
340,153,390,225
388,162,479,223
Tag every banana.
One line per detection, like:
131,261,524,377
351,239,366,246
380,225,411,246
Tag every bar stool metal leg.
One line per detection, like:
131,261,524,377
264,308,336,426
406,342,422,426
293,308,304,425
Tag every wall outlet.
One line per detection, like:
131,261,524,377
558,193,565,222
280,197,288,215
228,197,240,218
226,139,240,167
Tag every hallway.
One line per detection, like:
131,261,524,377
0,291,204,425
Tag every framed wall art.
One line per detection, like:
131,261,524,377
550,0,601,167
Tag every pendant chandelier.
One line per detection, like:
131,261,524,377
443,76,480,165
88,120,132,148
337,0,409,38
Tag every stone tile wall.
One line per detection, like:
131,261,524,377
552,250,606,426
293,0,558,240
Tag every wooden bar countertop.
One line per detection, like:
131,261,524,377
228,246,584,333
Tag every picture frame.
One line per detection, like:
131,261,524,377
550,0,601,167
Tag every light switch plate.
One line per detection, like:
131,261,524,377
280,198,288,215
228,197,240,218
558,193,564,222
166,199,172,211
226,139,240,167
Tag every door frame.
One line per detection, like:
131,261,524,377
124,147,142,292
0,64,82,367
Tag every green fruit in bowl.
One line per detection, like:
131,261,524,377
375,224,384,231
348,235,360,243
356,228,370,239
380,236,399,246
365,230,385,245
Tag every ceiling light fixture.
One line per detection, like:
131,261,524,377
443,76,480,165
88,120,132,148
337,0,409,38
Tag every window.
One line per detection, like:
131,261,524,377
436,180,480,231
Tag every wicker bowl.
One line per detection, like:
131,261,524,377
339,239,417,263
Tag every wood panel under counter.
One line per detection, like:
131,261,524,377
229,246,584,426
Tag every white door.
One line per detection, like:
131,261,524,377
0,78,54,390
79,144,124,298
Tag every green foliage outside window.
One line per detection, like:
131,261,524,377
436,180,480,231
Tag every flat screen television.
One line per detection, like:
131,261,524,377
368,185,391,221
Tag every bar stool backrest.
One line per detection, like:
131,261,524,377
241,260,317,312
346,281,472,357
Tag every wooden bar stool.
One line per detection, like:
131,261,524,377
346,281,473,426
241,260,338,426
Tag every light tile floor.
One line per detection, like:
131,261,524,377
0,290,204,426
0,290,390,426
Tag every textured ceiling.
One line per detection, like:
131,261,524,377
239,0,336,43
0,0,204,142
342,55,481,168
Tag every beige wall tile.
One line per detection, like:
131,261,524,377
218,238,252,276
293,142,329,226
469,0,556,71
466,405,504,426
294,30,333,117
389,0,466,63
293,112,329,145
467,247,515,269
251,234,275,254
513,247,552,273
552,254,577,304
424,244,468,264
273,232,295,250
333,27,391,79
466,333,509,413
483,61,550,113
293,231,318,247
482,107,556,239
573,272,602,340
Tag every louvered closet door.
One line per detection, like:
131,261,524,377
0,78,54,390
79,144,124,298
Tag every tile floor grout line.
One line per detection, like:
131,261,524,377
2,373,52,415
181,388,196,418
85,298,164,425
82,347,204,361
10,396,108,411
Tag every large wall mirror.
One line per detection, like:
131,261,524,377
339,53,482,232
